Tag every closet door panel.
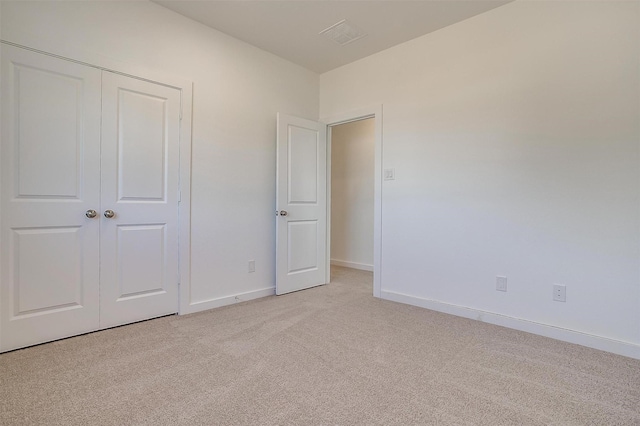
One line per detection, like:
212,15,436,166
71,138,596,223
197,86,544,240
100,72,180,328
0,45,101,352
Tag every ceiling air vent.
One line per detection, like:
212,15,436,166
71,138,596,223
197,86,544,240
319,19,367,46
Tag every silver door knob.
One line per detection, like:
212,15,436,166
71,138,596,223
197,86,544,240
104,210,116,219
85,209,98,218
279,210,288,216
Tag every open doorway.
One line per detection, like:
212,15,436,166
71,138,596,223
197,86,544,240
322,105,382,297
329,118,375,273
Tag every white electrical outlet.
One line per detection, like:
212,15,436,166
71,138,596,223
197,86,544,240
384,168,395,180
553,284,566,302
496,276,507,292
248,260,255,273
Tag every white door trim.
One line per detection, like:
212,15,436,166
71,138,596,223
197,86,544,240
0,40,194,318
322,105,383,298
177,85,193,316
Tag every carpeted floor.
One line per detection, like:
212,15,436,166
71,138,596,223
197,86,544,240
1,266,639,425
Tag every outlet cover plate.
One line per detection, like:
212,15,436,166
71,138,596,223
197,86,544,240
553,284,566,302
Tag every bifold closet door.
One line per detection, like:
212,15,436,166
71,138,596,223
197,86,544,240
0,45,101,351
99,72,181,328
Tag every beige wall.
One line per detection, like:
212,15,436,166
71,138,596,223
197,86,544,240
331,119,375,270
321,1,640,356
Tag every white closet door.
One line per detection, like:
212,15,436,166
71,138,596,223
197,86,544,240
99,72,180,328
0,45,101,351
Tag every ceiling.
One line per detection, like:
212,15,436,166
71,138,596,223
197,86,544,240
154,0,512,74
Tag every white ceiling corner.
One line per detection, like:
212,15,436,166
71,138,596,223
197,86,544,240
153,0,512,74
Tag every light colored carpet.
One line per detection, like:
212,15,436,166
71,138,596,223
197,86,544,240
1,266,639,425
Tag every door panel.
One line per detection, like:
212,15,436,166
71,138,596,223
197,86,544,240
276,114,327,295
0,45,101,351
100,72,180,328
288,126,319,203
116,224,166,299
118,89,167,201
16,65,83,198
12,227,83,315
287,220,318,273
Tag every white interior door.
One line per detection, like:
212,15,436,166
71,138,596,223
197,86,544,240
276,113,327,295
99,72,181,328
0,45,101,351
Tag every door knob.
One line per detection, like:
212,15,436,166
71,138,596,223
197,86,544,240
104,210,116,219
85,209,98,218
279,210,288,216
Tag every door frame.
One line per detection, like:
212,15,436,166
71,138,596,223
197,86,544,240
0,41,194,325
322,105,383,298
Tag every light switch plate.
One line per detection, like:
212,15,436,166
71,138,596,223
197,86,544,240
384,168,395,180
496,276,507,292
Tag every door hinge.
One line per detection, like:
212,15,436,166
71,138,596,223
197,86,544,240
178,189,182,203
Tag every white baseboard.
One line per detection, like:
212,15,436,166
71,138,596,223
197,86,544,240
180,286,275,315
331,259,373,272
381,290,640,360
